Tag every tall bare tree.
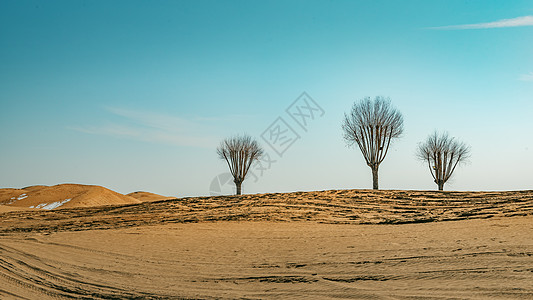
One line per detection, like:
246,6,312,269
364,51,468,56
417,131,470,191
217,134,264,195
342,96,404,190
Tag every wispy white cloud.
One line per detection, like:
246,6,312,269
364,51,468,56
104,107,198,133
70,124,142,137
429,15,533,30
519,72,533,82
70,107,237,148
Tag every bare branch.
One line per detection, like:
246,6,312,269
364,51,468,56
416,131,470,191
216,134,264,195
342,96,404,189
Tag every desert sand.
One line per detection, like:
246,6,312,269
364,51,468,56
127,191,175,202
0,184,172,211
1,189,532,299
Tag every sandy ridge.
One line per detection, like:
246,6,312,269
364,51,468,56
0,184,171,212
1,189,532,233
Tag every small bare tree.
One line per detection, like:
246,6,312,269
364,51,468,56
417,131,470,191
342,96,404,190
217,134,264,195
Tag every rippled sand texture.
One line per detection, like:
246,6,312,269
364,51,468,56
1,189,532,299
1,189,532,232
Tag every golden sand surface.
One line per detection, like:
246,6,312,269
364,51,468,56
0,184,141,210
1,189,532,299
127,191,175,202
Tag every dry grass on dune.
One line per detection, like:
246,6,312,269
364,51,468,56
1,189,532,233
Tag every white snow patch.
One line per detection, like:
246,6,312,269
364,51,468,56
7,194,27,204
29,205,35,208
41,198,72,210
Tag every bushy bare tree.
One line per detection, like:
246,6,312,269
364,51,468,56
417,131,470,191
342,96,404,190
217,134,264,195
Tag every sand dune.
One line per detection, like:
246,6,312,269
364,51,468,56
0,184,141,210
1,189,532,232
0,205,33,213
127,191,174,202
0,189,532,299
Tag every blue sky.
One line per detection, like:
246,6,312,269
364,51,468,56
1,0,532,196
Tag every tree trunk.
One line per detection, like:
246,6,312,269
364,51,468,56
371,166,379,190
438,182,444,191
235,182,242,195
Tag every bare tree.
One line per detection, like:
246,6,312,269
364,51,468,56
217,134,264,195
342,96,404,190
417,131,470,191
